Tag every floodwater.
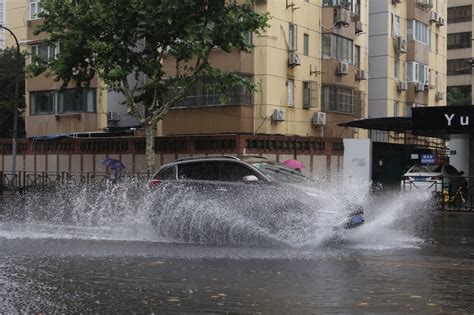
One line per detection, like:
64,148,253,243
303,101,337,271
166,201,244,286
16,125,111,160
0,180,473,313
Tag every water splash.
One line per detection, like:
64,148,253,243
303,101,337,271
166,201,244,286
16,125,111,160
0,177,434,250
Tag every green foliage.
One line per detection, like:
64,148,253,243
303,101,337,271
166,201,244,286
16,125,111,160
30,0,269,125
447,88,471,106
0,48,26,138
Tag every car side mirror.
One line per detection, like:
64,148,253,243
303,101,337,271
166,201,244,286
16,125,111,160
460,171,465,175
243,175,259,183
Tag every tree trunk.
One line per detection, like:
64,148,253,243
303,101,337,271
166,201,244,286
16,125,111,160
145,123,157,175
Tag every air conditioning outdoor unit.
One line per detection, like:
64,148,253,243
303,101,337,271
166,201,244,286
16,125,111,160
430,11,438,23
336,61,349,75
288,51,301,67
437,16,445,26
392,0,401,4
271,109,285,122
355,69,367,80
415,82,425,92
436,91,445,100
397,81,408,91
312,112,327,126
417,0,433,8
355,21,364,34
335,7,351,26
396,36,407,53
107,111,120,121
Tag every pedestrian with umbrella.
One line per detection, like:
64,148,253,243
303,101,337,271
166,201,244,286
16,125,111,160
282,159,305,173
101,159,125,185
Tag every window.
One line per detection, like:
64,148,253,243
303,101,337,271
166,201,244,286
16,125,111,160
394,59,399,80
447,59,471,75
220,162,255,181
30,91,55,115
288,79,294,107
178,162,220,181
354,45,360,69
178,73,253,107
321,85,361,116
323,0,351,10
303,33,309,56
303,82,310,108
407,61,428,84
321,34,353,64
289,23,297,51
30,0,43,20
155,166,176,180
29,88,97,116
447,32,472,50
57,89,96,113
448,5,472,24
393,101,399,117
31,42,59,62
407,20,430,45
392,14,400,38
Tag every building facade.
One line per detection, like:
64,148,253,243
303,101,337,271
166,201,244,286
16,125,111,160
163,0,369,140
368,0,447,121
446,0,473,106
2,0,140,138
3,0,369,141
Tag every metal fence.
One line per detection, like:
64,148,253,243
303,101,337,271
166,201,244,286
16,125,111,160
401,176,474,212
0,171,151,196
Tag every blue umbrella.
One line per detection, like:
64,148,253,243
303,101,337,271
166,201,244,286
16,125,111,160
101,158,125,170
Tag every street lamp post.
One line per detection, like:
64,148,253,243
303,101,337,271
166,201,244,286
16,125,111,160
0,25,20,188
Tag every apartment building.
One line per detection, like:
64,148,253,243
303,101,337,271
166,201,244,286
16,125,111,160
4,0,369,140
368,0,447,124
446,0,473,105
2,1,140,138
163,0,369,139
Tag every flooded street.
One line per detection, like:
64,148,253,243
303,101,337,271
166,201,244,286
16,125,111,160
0,185,474,313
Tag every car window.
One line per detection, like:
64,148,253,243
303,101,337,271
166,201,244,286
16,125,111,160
427,165,442,172
220,161,257,181
444,165,460,176
155,166,176,179
409,165,430,173
251,161,307,183
177,162,220,180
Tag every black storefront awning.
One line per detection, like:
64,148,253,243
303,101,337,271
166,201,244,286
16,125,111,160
338,117,412,133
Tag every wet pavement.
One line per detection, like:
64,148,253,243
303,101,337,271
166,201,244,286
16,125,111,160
0,210,474,313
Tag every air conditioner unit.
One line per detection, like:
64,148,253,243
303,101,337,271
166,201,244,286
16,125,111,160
437,16,445,26
336,61,349,75
355,69,367,80
395,36,407,53
271,109,285,122
107,111,120,121
415,82,425,92
355,21,364,34
288,51,301,67
436,91,445,100
312,112,327,126
335,7,351,26
392,0,401,4
430,11,438,23
397,81,408,91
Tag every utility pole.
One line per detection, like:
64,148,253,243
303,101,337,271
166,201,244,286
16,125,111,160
0,25,20,188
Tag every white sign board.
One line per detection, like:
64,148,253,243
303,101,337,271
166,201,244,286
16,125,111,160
343,139,372,182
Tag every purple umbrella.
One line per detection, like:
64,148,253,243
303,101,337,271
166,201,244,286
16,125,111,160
282,159,305,170
101,158,125,170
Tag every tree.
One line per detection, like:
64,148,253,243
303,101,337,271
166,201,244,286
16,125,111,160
30,0,268,173
0,48,25,138
447,87,471,106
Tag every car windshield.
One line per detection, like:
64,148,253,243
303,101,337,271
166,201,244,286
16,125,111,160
250,161,307,183
409,164,442,173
